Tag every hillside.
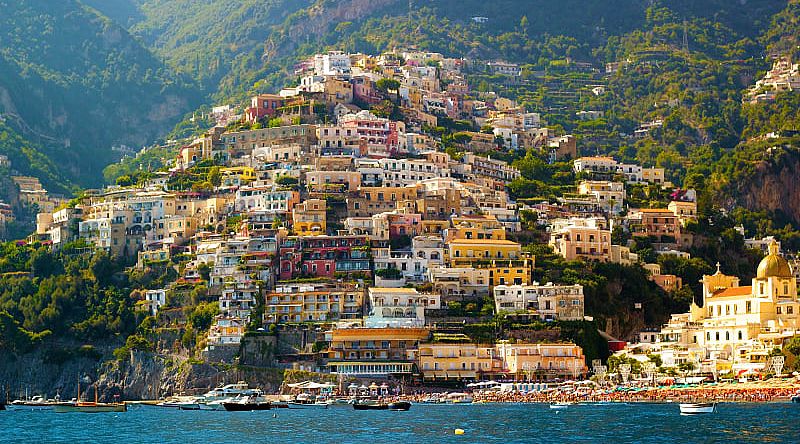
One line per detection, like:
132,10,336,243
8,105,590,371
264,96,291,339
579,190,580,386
0,0,198,186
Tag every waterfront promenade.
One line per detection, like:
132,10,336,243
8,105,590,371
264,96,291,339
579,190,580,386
391,380,800,404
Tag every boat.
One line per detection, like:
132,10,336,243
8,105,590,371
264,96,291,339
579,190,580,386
201,382,262,402
679,402,716,414
353,402,388,410
55,402,127,413
791,390,800,404
287,393,329,408
222,396,272,411
388,401,411,411
7,395,65,411
54,381,127,413
549,402,572,409
446,392,473,404
177,400,202,410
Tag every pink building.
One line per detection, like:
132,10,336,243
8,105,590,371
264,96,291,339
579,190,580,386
340,110,400,157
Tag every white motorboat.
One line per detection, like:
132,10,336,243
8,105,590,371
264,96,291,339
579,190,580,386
549,402,572,409
679,402,716,414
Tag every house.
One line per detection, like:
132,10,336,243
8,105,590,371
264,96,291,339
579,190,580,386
292,199,327,235
244,94,285,123
144,289,167,316
577,181,625,214
549,217,612,262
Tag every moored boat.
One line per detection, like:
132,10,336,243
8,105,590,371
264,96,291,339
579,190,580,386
549,402,572,409
679,402,716,414
54,403,127,413
221,397,272,411
353,402,388,410
387,401,411,411
54,380,127,413
7,395,65,411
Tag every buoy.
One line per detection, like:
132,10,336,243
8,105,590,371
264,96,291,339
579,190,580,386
454,429,465,435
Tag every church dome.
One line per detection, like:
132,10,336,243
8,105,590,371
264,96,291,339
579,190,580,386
756,240,793,279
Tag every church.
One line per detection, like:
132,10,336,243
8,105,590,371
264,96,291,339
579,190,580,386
654,241,800,374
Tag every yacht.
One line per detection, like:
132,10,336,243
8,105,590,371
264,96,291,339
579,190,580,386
195,383,263,410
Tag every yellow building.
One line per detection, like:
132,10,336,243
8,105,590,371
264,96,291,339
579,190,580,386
292,199,326,235
418,341,587,381
447,214,507,242
265,283,363,323
326,327,430,377
418,342,500,380
447,239,522,266
497,342,587,379
220,167,257,187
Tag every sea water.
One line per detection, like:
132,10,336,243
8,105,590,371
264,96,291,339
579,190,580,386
1,402,796,443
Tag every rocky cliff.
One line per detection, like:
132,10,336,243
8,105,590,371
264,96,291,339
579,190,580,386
732,147,800,225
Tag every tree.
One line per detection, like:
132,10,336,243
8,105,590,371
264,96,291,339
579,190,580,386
275,176,298,186
207,166,222,187
115,175,133,187
785,336,800,356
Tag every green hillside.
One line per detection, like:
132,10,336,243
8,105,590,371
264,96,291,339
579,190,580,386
0,0,198,186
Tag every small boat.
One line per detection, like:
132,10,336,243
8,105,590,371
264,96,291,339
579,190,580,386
54,403,127,413
791,391,799,404
549,402,572,409
388,401,411,411
679,402,716,414
353,402,388,410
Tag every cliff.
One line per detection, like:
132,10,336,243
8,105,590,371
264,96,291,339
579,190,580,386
731,147,800,225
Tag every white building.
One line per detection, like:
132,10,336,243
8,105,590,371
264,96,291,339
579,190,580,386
314,51,351,76
494,283,584,321
365,287,440,328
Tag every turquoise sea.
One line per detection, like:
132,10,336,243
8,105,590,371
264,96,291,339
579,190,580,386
1,402,796,443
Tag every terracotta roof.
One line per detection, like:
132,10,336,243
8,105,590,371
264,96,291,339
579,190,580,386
712,286,752,298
